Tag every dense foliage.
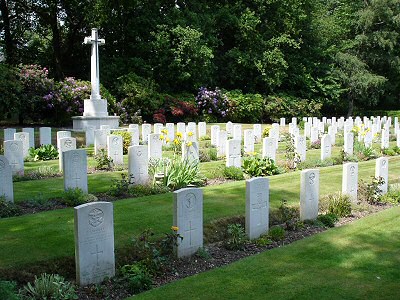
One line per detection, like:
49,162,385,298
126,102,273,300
1,0,399,123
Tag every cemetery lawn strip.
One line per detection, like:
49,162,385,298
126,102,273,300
133,206,400,300
1,157,400,270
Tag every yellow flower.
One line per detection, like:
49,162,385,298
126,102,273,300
161,129,168,134
160,134,164,140
187,131,193,137
166,138,170,143
176,132,183,138
174,138,179,145
171,226,179,231
186,141,193,147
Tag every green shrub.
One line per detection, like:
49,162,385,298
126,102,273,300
108,173,132,197
14,166,60,182
22,273,77,300
0,196,22,218
309,139,321,149
28,144,58,161
120,263,153,294
111,130,132,154
317,213,339,228
283,133,300,170
380,184,400,204
358,177,385,204
353,141,377,161
268,226,286,241
226,90,265,123
0,280,20,300
199,135,211,141
94,148,114,170
224,223,247,250
222,166,244,180
61,188,96,207
275,199,300,230
320,193,352,217
242,155,280,177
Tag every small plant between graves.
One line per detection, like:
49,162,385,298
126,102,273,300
28,144,59,161
358,177,385,204
94,148,114,170
242,155,280,177
60,188,97,207
319,193,352,217
224,223,247,250
268,226,286,241
283,133,300,170
0,196,21,218
317,213,339,228
120,262,154,294
0,280,19,300
222,166,244,180
14,166,60,182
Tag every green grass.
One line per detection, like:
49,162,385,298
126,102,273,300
1,156,400,269
134,206,400,300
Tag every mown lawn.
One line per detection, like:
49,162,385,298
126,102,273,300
134,206,400,300
1,156,400,269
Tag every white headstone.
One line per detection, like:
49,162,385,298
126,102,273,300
321,134,331,160
57,131,71,151
128,145,149,185
153,123,163,134
141,124,152,144
216,130,227,157
226,139,242,168
4,140,24,176
243,129,254,154
4,128,16,142
14,132,29,158
85,126,95,147
107,135,123,165
94,129,107,155
173,188,203,257
176,122,186,138
128,124,139,130
59,137,77,171
148,133,162,160
226,121,233,136
262,137,276,161
327,126,335,145
166,123,175,143
310,127,319,143
63,149,88,193
210,125,220,147
100,125,111,135
198,122,207,138
295,136,306,162
74,201,115,286
375,157,388,194
22,127,35,149
245,177,269,239
300,169,319,221
127,127,140,146
39,127,52,145
344,132,354,155
381,128,389,149
0,155,14,202
233,124,242,141
182,141,199,164
342,162,358,202
253,124,262,143
187,122,197,140
280,118,285,127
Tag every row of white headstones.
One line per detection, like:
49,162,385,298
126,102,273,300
73,155,389,286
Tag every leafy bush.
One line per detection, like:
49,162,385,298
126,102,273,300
358,177,385,204
22,273,77,300
283,133,300,170
94,149,114,170
268,226,286,241
242,155,280,177
0,64,22,121
111,130,132,154
224,223,247,250
153,94,198,123
28,145,58,161
380,184,400,204
0,196,22,218
60,188,97,207
196,87,232,122
320,193,352,217
120,263,153,294
265,94,322,122
274,199,300,230
0,280,19,300
317,213,338,228
226,90,265,123
353,141,377,161
222,166,244,180
199,147,218,162
309,139,321,149
14,166,60,182
108,173,132,197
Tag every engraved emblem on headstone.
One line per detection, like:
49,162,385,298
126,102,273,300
10,143,19,152
19,134,25,140
88,208,104,227
309,173,315,185
350,166,355,176
382,160,387,168
185,193,196,210
137,150,142,157
112,137,119,146
64,139,73,148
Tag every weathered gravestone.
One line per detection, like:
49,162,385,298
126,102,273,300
128,145,149,185
187,122,197,140
4,128,16,142
262,137,276,161
320,134,331,160
127,127,139,146
344,132,354,155
63,149,88,193
173,188,203,257
310,127,319,143
100,125,111,134
107,135,123,165
245,177,269,239
177,123,186,139
300,169,319,221
233,124,242,141
182,141,199,164
59,137,77,171
327,126,335,145
57,131,71,151
342,162,358,202
280,118,285,127
216,130,227,157
226,121,233,136
210,125,220,147
22,127,35,149
141,124,152,144
375,157,388,194
85,126,95,147
148,133,162,160
198,122,207,138
74,202,115,286
243,129,254,153
0,155,13,202
295,135,306,162
94,129,107,155
39,127,52,146
166,123,175,142
4,140,24,176
14,132,29,158
153,123,163,134
226,139,242,168
381,128,389,149
253,124,262,143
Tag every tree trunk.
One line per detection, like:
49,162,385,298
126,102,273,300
0,0,16,64
347,97,354,117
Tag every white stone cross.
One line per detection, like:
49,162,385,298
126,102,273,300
84,28,105,101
